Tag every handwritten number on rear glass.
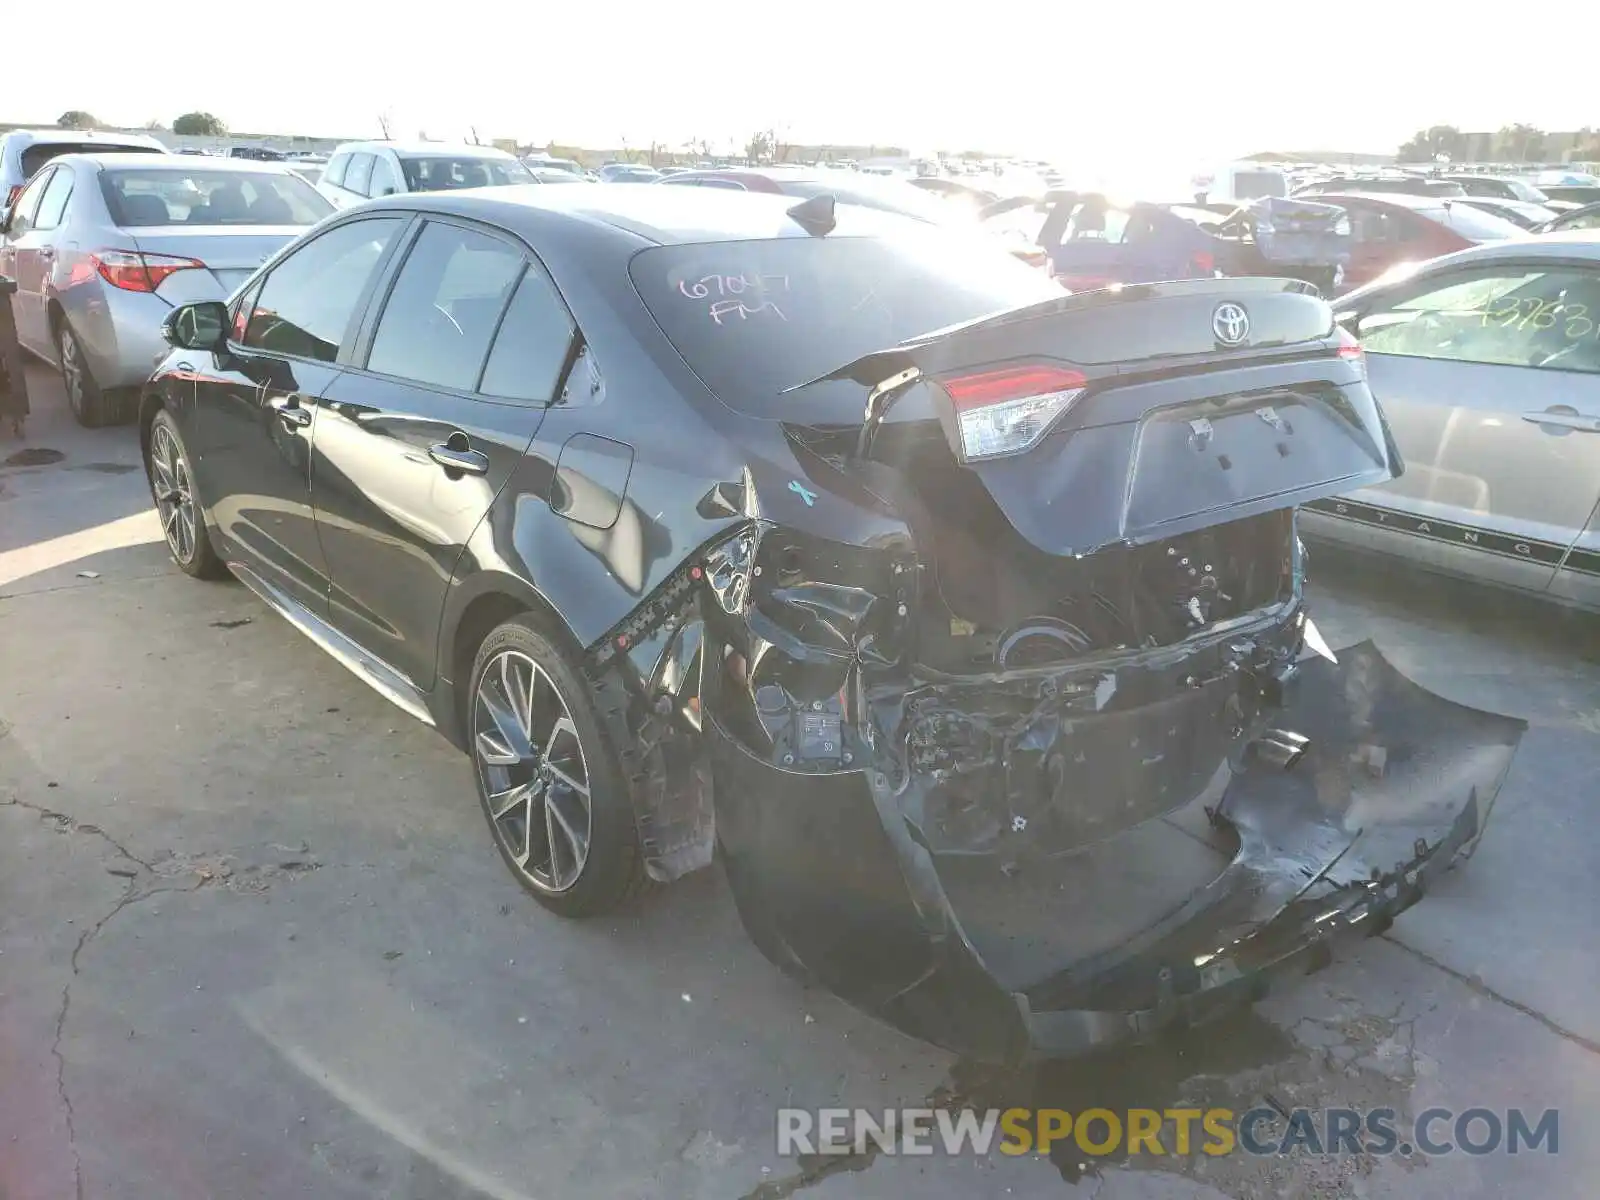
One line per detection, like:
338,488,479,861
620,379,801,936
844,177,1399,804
677,273,791,324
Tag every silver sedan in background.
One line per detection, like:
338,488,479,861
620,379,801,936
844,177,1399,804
1301,232,1600,613
0,153,333,425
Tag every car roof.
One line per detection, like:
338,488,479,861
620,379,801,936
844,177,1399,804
3,128,165,147
1466,229,1600,258
353,182,929,246
1307,191,1451,214
65,152,300,172
331,140,515,158
1373,230,1600,279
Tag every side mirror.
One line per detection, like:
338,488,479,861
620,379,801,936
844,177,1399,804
378,186,396,197
162,300,229,351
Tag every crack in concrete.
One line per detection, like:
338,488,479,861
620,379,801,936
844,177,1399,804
6,796,218,1200
1383,933,1600,1058
47,864,205,1200
51,882,188,1200
2,795,153,872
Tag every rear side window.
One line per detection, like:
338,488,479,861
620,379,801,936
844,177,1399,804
32,168,75,231
20,142,160,178
1354,266,1600,373
324,154,350,187
1231,170,1288,201
366,221,525,390
1438,203,1522,240
345,154,375,197
6,168,54,235
1558,206,1600,232
243,217,402,361
479,265,575,402
631,229,1058,421
367,155,398,197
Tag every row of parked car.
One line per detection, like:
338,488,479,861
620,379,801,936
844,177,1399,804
1,125,1597,619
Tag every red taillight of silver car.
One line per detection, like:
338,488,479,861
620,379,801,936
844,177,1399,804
91,250,206,294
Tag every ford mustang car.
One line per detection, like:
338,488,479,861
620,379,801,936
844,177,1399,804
140,185,1524,1063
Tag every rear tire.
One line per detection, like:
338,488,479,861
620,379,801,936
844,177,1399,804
146,408,227,579
468,615,647,917
57,321,115,428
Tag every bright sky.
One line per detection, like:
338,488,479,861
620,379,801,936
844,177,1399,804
15,3,1599,176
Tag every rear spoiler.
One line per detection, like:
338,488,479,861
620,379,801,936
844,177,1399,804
782,276,1326,397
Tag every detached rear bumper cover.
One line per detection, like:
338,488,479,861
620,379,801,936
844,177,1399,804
711,639,1523,1063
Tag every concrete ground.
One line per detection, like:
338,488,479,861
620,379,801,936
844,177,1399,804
2,361,1597,1200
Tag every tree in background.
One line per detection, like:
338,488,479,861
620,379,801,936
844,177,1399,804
57,111,99,129
744,129,773,165
1495,123,1546,162
173,112,227,137
1396,125,1467,163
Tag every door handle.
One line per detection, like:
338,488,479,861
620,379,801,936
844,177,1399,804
267,396,312,428
428,435,489,476
1522,409,1600,433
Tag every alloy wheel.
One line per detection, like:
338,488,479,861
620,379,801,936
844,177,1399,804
472,650,594,893
149,423,198,564
59,328,86,417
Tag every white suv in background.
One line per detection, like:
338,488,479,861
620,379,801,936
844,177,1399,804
315,141,534,209
1,128,167,211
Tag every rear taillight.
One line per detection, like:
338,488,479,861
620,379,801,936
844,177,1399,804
92,250,205,293
1336,325,1365,376
938,364,1087,462
1191,250,1215,275
4,184,21,209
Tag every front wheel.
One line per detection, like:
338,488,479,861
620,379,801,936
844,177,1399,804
146,408,227,579
468,616,647,916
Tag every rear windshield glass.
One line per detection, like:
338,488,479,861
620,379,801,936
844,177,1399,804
399,156,532,191
631,230,1059,421
22,142,161,177
1231,170,1287,201
100,169,333,227
1439,203,1523,241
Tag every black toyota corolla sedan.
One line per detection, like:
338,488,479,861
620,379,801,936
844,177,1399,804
140,184,1523,1063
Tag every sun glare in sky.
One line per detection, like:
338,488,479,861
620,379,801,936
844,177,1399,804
13,2,1600,178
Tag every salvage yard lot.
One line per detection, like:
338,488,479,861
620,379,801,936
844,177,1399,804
3,361,1599,1200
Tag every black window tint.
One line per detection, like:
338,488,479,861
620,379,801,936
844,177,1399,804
367,155,398,197
346,154,374,196
630,229,1059,420
20,143,160,177
33,167,74,231
366,221,524,390
243,217,401,361
479,265,576,402
324,154,350,187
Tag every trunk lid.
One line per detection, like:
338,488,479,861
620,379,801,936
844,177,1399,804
792,278,1399,556
127,226,301,302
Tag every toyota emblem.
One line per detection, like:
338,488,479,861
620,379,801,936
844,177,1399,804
1212,302,1250,346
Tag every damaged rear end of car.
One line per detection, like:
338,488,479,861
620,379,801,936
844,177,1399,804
606,250,1525,1063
